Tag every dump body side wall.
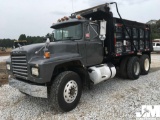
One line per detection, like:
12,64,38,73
104,17,152,59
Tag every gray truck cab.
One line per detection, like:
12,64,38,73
52,18,103,66
6,16,107,111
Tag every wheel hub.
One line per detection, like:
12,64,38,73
63,80,78,103
134,62,140,75
70,87,76,96
144,59,149,71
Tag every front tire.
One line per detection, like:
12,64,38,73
49,71,82,112
127,56,141,80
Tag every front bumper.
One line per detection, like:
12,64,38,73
8,75,48,98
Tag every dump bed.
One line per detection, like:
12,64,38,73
109,18,152,57
74,3,152,57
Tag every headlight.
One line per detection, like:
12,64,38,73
6,64,10,70
31,67,39,76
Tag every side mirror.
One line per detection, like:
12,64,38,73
52,30,55,41
35,38,50,54
46,38,50,46
43,38,50,52
49,33,55,42
99,21,107,41
46,38,50,42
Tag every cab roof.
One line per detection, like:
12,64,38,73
50,19,86,29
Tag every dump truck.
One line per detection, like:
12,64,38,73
6,3,152,112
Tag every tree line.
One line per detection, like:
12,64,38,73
150,20,160,39
0,34,46,48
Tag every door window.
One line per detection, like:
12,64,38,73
85,24,99,40
157,43,160,46
90,24,98,40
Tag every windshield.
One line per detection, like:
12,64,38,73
54,23,82,41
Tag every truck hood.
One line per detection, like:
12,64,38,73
11,41,79,61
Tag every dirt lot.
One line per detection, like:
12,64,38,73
0,62,8,86
0,48,11,85
0,52,10,56
0,48,11,56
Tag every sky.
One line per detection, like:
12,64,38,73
0,0,160,39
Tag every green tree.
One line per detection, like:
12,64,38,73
26,36,43,45
18,34,26,40
150,19,160,40
0,39,15,48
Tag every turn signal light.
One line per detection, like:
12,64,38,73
44,52,50,59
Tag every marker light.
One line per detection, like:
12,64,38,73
64,16,69,20
57,19,61,22
44,52,50,59
61,18,65,21
76,15,82,19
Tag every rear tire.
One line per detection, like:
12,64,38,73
127,56,141,80
49,71,82,112
119,57,129,79
140,54,150,75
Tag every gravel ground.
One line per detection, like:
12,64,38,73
0,62,8,86
0,54,160,120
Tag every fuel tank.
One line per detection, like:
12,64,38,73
88,63,116,84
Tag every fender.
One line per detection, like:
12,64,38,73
28,52,84,83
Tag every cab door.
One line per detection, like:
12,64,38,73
85,24,103,66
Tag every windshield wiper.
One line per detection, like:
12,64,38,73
63,37,76,40
55,37,80,41
64,37,73,39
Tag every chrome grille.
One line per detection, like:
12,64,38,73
11,55,28,79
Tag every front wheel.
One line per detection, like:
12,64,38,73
49,71,82,112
